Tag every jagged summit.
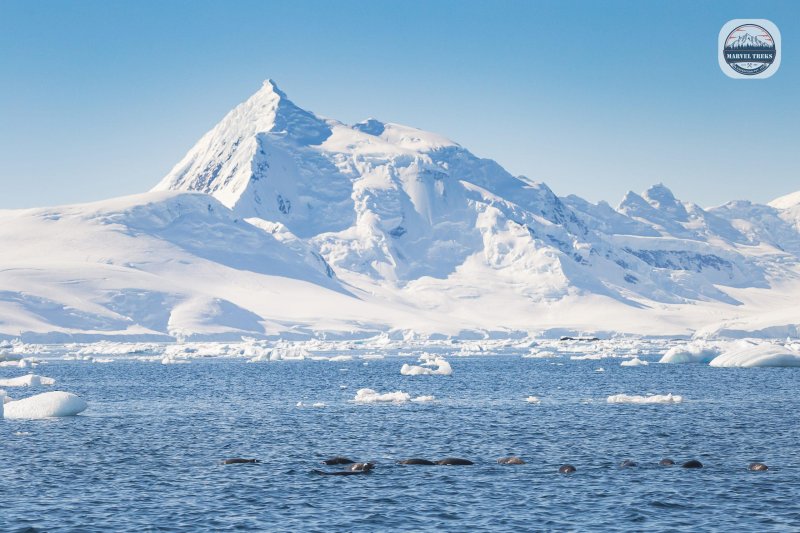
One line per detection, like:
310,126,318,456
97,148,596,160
353,117,386,136
152,80,332,208
642,183,688,220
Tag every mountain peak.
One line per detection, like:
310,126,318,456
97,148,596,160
353,118,386,136
256,79,288,101
642,183,688,220
153,79,331,199
643,183,677,206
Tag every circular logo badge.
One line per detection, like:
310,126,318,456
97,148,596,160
722,24,776,76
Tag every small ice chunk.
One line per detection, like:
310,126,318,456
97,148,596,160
297,401,327,408
620,357,648,367
400,357,452,376
0,374,56,387
523,349,557,359
3,391,88,419
607,393,683,404
353,388,411,403
161,357,189,365
329,355,353,362
411,395,435,402
525,396,541,403
595,367,605,372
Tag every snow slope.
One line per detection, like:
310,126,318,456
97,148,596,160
2,80,800,340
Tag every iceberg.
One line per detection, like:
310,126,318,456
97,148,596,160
620,357,648,367
659,341,721,364
0,374,56,387
709,342,800,368
3,391,88,419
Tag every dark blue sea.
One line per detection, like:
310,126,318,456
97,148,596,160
2,355,799,531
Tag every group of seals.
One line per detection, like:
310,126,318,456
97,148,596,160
221,456,770,474
626,458,703,468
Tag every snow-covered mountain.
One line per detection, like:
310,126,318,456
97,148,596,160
2,80,800,341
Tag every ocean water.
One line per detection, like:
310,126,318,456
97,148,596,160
2,354,799,532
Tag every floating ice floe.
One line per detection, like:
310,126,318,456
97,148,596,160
708,342,800,368
353,388,432,403
328,355,353,362
0,358,32,368
353,388,411,403
607,393,683,404
0,374,56,387
659,341,722,364
296,401,327,408
73,341,160,356
525,396,541,403
620,357,648,367
400,355,452,376
161,357,190,365
411,395,435,402
3,391,87,419
523,349,558,359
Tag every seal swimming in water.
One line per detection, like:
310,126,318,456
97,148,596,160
559,464,576,474
398,458,436,465
659,458,675,466
221,458,260,465
314,462,374,476
682,459,703,469
323,456,355,465
436,458,474,466
497,456,525,465
749,462,768,471
620,460,638,468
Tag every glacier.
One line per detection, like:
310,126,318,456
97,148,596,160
2,79,800,341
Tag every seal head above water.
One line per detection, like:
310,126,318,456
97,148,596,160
497,456,525,465
314,462,375,476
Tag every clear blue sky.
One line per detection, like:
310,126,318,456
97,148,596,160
0,0,797,209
